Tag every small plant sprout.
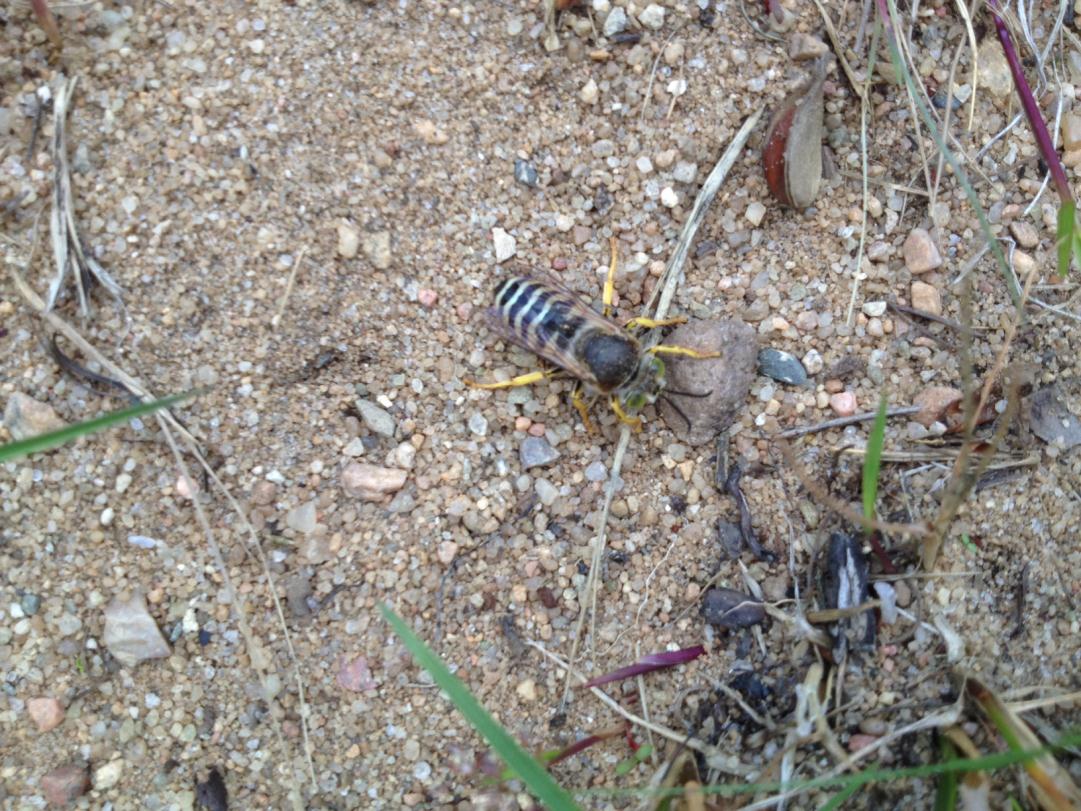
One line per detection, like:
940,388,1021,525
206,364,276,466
861,394,889,535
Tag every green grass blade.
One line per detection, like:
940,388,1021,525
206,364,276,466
862,394,889,533
934,737,959,811
1057,201,1075,277
817,778,863,811
380,604,580,811
0,389,202,463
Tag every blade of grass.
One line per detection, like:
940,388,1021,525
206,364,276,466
818,779,863,811
0,389,202,463
935,737,960,811
380,604,580,811
861,394,888,534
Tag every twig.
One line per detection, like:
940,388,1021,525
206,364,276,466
811,0,868,102
271,246,308,327
886,299,972,333
773,405,920,439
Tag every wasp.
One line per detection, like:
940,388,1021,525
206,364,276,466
467,238,715,430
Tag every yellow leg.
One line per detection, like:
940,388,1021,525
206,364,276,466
464,369,557,390
648,344,720,360
609,396,643,431
625,316,687,330
602,236,618,317
571,384,596,433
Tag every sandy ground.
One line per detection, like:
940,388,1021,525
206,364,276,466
2,0,1081,809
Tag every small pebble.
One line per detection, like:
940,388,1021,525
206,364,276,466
913,386,962,427
579,78,599,105
902,228,942,273
861,301,887,318
701,588,765,628
362,230,392,269
660,187,679,207
758,348,808,386
535,479,559,507
337,655,377,692
745,201,766,227
514,416,531,432
638,3,665,29
356,399,396,438
337,222,360,258
1009,220,1039,249
468,413,488,436
672,161,698,184
41,764,91,806
513,159,538,188
103,593,171,668
27,697,65,732
3,392,67,440
584,460,607,482
788,32,828,61
417,288,438,308
286,501,318,534
635,155,654,174
492,227,517,262
602,6,627,36
437,541,458,565
519,436,560,469
342,463,408,502
829,391,857,416
910,281,941,316
802,349,824,375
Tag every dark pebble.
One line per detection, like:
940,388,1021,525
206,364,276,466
701,587,765,628
514,159,538,188
757,348,808,386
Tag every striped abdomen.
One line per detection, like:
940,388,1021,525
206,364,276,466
489,276,640,392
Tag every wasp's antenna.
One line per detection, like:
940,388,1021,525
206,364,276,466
659,395,693,431
664,387,713,399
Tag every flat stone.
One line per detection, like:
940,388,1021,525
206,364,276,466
861,300,887,318
3,392,67,441
27,697,64,732
355,399,396,437
657,319,758,446
910,280,942,316
535,478,559,506
802,348,824,375
584,460,607,481
103,593,171,668
902,228,942,273
579,78,599,105
519,436,559,469
342,463,408,502
513,159,538,187
745,201,766,227
701,587,765,628
285,500,318,534
41,763,90,806
492,227,516,262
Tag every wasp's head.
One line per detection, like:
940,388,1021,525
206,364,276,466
618,353,666,413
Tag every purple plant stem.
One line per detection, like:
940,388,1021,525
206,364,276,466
987,0,1072,204
578,645,706,689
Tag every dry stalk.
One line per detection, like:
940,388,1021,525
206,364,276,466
922,266,1037,567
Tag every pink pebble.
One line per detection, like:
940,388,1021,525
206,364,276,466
418,288,438,308
848,733,879,753
528,422,546,437
829,391,857,417
514,416,531,432
551,257,569,270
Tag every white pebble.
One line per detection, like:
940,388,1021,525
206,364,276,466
492,227,516,262
638,3,666,30
660,187,679,208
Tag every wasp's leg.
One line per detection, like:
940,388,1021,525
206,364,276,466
609,396,643,431
648,344,721,360
570,384,597,434
465,368,560,390
624,315,688,331
602,236,619,318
